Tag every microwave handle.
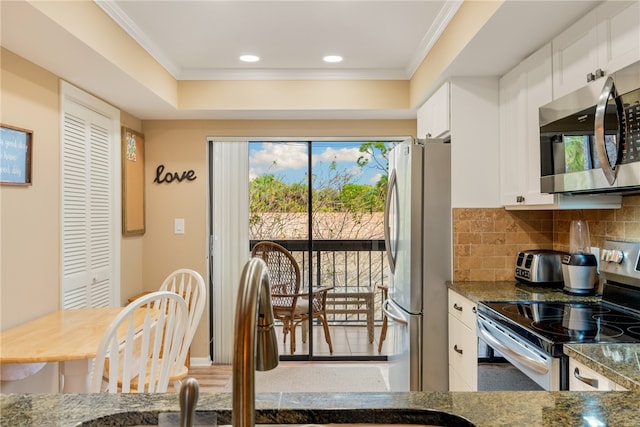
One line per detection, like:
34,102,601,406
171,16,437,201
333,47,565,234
594,75,624,186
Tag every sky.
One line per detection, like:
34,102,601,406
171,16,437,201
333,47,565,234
249,141,392,186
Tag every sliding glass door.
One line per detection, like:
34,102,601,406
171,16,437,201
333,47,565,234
249,139,394,361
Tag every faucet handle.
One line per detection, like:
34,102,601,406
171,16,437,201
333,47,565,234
179,377,200,427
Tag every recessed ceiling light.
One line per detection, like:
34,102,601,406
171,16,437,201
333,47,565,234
323,55,343,63
240,55,260,63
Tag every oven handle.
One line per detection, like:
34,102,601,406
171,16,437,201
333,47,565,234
477,321,549,375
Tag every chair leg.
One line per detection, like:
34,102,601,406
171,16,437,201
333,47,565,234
320,315,333,354
281,320,290,344
301,319,308,343
289,322,297,355
378,314,388,353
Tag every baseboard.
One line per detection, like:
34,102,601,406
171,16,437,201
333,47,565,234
189,357,212,367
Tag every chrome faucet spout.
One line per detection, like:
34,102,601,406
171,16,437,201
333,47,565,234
233,258,279,427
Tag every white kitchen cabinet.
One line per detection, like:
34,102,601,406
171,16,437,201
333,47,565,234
417,78,501,208
552,1,640,99
499,44,622,209
417,82,450,139
448,289,477,391
569,358,626,391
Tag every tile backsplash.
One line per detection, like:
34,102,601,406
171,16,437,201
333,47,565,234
453,195,640,282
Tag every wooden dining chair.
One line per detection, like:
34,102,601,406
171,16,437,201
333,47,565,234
90,291,188,393
159,268,206,389
251,241,333,354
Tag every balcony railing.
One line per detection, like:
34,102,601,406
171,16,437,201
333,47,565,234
250,239,388,324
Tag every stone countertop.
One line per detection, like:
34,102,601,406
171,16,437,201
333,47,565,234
564,344,640,391
2,390,640,427
448,281,640,392
447,280,602,304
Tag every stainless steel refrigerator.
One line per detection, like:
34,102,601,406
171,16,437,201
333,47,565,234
382,138,451,391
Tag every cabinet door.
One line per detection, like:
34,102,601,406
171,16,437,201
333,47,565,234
499,63,526,206
523,44,555,205
552,9,599,99
553,1,640,100
596,1,640,77
500,44,555,207
447,290,478,392
448,313,477,391
419,82,450,139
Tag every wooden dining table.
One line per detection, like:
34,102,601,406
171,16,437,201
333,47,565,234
0,306,137,393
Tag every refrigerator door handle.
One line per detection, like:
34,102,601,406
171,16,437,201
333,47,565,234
384,169,398,273
382,299,408,325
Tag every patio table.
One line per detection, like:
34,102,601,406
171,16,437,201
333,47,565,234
325,285,375,343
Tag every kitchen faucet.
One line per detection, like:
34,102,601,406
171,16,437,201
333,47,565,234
233,257,280,427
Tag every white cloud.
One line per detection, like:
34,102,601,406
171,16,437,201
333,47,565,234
313,147,370,165
249,143,308,175
370,173,382,184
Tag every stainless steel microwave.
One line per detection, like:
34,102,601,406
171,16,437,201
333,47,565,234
539,61,640,195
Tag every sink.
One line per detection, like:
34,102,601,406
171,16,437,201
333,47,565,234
80,408,475,427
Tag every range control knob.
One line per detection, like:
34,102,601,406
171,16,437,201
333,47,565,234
602,249,624,263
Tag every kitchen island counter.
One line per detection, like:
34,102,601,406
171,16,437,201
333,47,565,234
2,390,640,426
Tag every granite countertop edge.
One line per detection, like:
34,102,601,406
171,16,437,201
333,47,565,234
3,390,640,427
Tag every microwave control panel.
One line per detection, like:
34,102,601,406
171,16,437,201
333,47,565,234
622,88,640,163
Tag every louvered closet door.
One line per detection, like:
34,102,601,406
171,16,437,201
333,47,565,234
61,91,119,309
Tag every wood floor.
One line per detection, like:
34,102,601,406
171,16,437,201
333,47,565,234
186,325,392,392
186,364,233,392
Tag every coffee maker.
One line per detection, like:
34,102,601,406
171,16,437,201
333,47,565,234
562,219,598,295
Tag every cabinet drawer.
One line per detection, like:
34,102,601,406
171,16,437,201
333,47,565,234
569,358,618,391
448,313,477,388
448,289,476,329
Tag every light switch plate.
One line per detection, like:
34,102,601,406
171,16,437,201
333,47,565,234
174,218,185,234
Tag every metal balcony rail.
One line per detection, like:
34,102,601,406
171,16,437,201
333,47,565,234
249,239,388,325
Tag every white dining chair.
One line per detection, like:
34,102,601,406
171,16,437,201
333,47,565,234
90,291,188,393
159,268,206,389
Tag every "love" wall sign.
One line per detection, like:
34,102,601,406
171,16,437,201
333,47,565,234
153,164,197,184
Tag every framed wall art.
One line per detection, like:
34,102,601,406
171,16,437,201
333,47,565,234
0,124,33,186
122,127,145,236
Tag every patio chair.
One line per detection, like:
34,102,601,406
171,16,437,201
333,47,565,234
91,291,188,393
251,241,333,354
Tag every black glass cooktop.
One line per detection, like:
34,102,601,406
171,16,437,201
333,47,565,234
477,300,640,356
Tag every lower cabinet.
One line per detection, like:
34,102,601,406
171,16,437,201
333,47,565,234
569,358,627,391
448,290,477,391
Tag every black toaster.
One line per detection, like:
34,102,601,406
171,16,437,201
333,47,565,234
514,250,566,287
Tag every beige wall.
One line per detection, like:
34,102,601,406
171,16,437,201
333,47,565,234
0,47,144,392
0,48,61,393
1,49,60,327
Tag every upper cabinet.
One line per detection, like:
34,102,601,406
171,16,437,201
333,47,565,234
499,43,622,210
418,78,501,209
417,82,450,139
500,45,548,207
552,1,640,99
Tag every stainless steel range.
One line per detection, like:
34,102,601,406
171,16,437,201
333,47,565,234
477,240,640,391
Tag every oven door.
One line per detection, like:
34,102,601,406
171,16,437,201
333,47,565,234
477,312,564,391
